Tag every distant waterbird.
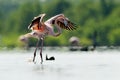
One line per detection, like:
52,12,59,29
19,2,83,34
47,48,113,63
21,13,76,64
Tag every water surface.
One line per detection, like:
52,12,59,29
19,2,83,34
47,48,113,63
0,48,120,80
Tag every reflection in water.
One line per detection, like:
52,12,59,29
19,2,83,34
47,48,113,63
0,49,120,80
32,64,44,72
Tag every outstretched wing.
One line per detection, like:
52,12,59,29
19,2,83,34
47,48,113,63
45,14,76,30
28,15,41,29
28,14,46,29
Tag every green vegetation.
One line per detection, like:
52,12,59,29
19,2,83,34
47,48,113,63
0,0,120,48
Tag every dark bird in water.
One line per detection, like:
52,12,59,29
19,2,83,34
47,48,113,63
46,54,55,60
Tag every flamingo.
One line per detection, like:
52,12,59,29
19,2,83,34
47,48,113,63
22,13,76,64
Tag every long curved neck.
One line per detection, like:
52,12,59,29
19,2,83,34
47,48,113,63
46,55,48,60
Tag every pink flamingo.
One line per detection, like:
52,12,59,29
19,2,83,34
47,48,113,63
23,13,76,64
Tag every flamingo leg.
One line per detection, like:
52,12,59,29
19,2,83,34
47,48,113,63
33,39,40,63
40,38,44,64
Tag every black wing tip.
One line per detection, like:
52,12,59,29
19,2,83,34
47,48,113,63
67,21,77,30
68,22,77,31
57,20,77,31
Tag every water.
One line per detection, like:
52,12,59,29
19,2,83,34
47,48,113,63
0,48,120,80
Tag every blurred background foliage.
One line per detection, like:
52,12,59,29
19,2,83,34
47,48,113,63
0,0,120,48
